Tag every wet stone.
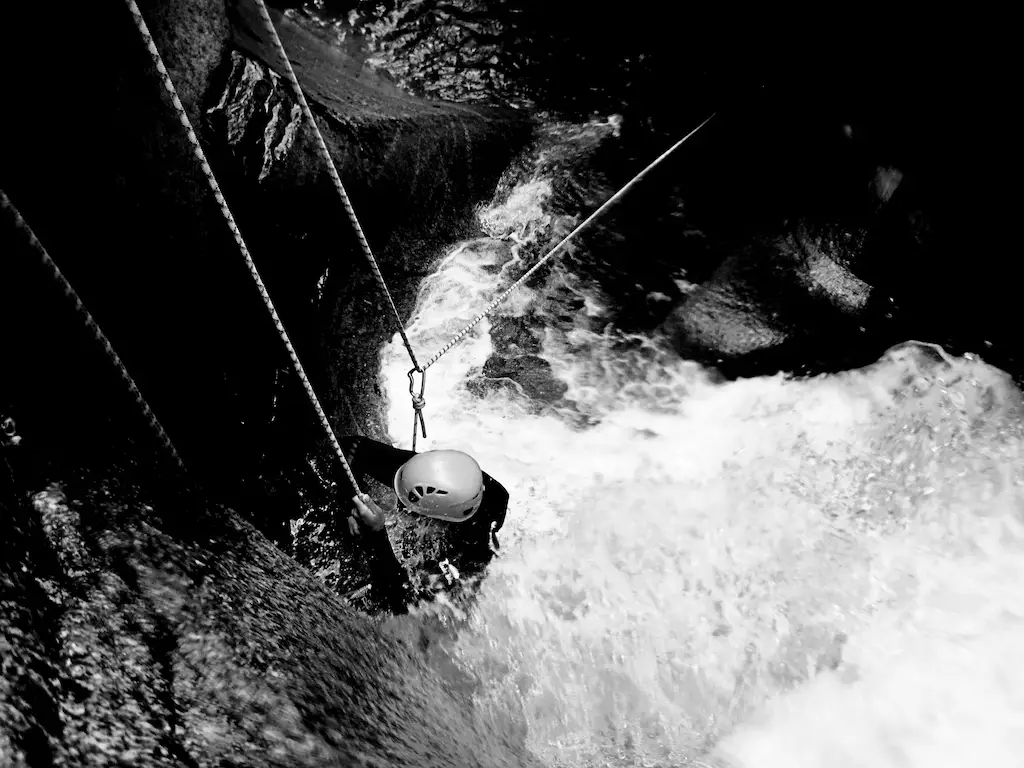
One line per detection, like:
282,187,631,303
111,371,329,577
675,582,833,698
465,376,521,400
488,316,542,356
481,354,569,404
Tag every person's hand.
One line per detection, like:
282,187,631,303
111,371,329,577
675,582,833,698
348,493,386,536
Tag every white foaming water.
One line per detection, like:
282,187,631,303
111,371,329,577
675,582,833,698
377,181,1024,767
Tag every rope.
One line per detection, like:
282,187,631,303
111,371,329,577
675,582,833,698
0,188,187,474
420,112,718,372
252,0,431,448
252,0,422,374
123,0,361,494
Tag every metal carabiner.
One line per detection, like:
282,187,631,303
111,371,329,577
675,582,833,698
407,368,427,450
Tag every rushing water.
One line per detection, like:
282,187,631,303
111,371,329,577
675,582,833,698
376,178,1024,767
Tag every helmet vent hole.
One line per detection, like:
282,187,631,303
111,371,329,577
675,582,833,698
394,450,484,520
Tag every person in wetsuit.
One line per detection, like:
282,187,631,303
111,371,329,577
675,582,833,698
339,436,509,615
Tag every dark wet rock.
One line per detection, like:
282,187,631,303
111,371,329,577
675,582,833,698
657,164,976,380
488,119,717,334
206,51,304,183
304,2,1018,379
1,0,538,763
1,479,540,767
656,96,1019,381
661,221,877,371
2,2,1017,763
489,316,542,356
481,355,569,403
465,376,525,401
1,0,531,540
1,212,535,761
469,313,587,418
541,288,592,329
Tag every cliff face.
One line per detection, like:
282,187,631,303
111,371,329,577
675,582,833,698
1,0,534,764
0,0,530,527
1,474,539,766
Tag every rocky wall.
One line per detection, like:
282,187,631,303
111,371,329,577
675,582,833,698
1,0,535,764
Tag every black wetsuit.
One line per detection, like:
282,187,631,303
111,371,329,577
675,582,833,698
339,436,509,614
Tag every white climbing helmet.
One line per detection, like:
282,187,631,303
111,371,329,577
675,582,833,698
393,449,485,522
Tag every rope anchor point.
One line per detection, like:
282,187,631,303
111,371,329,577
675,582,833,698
408,367,427,450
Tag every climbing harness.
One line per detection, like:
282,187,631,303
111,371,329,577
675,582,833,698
252,0,429,447
0,189,187,474
419,113,717,374
123,0,361,495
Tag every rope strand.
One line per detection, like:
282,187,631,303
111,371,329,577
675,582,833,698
123,0,361,494
421,113,717,371
1,188,187,474
252,0,422,373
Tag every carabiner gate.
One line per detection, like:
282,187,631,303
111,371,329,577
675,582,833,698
407,368,427,450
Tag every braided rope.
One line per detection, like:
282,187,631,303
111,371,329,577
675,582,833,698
1,188,187,474
252,0,422,373
420,113,717,371
123,0,360,493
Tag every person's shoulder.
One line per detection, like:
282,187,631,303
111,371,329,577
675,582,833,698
482,471,509,498
480,472,509,530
